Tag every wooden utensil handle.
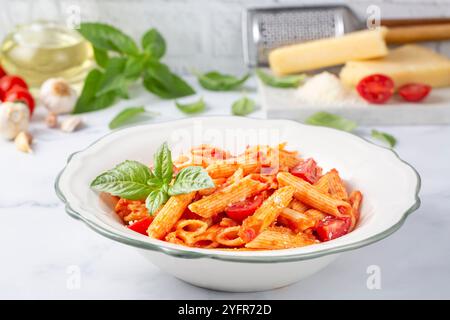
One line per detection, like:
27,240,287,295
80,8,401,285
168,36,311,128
381,18,450,27
385,23,450,43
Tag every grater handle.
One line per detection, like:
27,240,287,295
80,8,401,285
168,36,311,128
385,23,450,44
381,18,450,27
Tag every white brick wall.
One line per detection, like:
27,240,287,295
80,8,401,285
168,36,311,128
1,0,450,73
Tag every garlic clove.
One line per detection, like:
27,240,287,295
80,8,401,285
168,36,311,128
40,78,78,115
0,102,30,140
15,131,33,153
60,116,82,132
45,112,58,128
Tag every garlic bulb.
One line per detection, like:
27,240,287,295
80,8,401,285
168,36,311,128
0,102,30,140
40,78,77,114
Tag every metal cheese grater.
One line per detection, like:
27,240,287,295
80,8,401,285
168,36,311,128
242,5,450,67
242,5,363,67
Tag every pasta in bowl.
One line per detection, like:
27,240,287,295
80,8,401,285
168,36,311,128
55,117,420,292
98,143,363,250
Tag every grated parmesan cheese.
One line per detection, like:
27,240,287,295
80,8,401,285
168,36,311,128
296,71,365,107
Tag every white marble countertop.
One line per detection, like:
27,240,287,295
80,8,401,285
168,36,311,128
1,77,449,299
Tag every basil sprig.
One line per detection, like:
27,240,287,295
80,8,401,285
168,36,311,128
196,71,250,91
90,142,214,214
74,23,195,114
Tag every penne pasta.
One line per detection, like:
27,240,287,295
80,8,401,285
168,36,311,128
314,174,330,194
147,192,196,239
188,176,267,218
206,161,259,179
239,186,295,242
216,226,245,247
108,143,363,250
349,190,363,231
277,172,352,218
176,219,209,244
327,169,348,200
245,227,317,249
289,199,309,213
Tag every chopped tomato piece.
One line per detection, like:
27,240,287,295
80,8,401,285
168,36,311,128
0,65,6,78
225,193,265,222
356,74,394,104
290,158,323,184
0,88,4,102
127,217,153,235
398,83,431,102
241,228,257,243
314,216,351,242
5,86,35,115
0,75,28,93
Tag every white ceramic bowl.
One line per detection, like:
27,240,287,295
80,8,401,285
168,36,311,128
55,117,421,292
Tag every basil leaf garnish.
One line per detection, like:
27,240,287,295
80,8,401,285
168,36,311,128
152,142,173,184
90,160,154,200
169,166,214,196
145,188,169,214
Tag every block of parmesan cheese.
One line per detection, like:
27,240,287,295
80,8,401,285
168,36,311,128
268,28,388,75
340,45,450,88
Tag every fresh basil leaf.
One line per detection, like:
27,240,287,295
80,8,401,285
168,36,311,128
176,97,205,114
371,130,397,148
96,57,129,98
256,69,305,88
147,177,164,189
93,46,109,68
109,106,147,129
152,142,173,184
73,69,118,114
197,71,250,91
305,112,357,132
145,188,169,214
142,28,166,59
168,166,214,196
90,160,154,200
124,55,147,80
143,60,195,99
231,96,255,116
79,23,139,56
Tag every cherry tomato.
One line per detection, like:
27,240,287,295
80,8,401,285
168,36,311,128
4,86,35,115
0,65,6,78
0,75,28,93
225,194,265,222
356,74,395,104
290,158,323,184
314,216,351,242
0,89,4,102
127,217,153,235
398,83,431,102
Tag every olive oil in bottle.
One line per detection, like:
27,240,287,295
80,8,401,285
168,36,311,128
0,21,94,90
